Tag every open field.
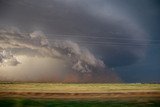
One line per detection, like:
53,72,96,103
0,83,160,99
0,83,160,107
0,98,160,107
0,83,160,93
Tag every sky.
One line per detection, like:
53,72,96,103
0,0,159,83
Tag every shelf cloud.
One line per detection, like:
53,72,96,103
0,27,120,82
0,0,158,82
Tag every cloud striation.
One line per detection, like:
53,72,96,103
0,27,120,82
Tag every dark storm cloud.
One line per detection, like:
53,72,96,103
0,0,148,67
0,27,104,71
1,0,159,82
0,27,121,82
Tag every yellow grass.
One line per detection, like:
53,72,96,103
0,83,160,93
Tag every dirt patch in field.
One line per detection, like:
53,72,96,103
0,91,160,100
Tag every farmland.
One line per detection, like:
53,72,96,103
0,83,160,107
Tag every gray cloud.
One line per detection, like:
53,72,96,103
0,50,20,66
0,27,120,82
0,0,148,67
0,27,104,73
0,0,154,82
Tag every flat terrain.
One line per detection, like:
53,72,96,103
0,83,160,99
0,83,160,107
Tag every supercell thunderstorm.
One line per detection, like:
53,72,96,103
0,0,152,82
0,27,119,82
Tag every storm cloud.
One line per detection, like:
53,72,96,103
0,0,158,83
0,27,120,82
0,50,20,66
0,0,148,67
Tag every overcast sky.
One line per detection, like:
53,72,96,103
0,0,160,83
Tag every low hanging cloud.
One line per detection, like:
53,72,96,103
0,0,148,68
0,27,120,82
0,50,20,66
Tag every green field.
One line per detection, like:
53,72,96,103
0,83,160,107
0,98,160,107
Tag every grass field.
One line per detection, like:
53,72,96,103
0,83,160,107
0,83,160,93
0,98,160,107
